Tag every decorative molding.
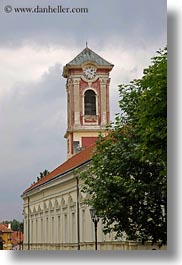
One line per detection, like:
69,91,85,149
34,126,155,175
72,78,80,85
99,77,108,85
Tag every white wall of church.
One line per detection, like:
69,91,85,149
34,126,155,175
22,166,111,250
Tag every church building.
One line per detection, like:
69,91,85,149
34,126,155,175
22,46,165,250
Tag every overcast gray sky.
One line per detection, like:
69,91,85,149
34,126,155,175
0,0,166,221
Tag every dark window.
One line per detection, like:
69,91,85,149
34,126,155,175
73,141,80,154
84,90,96,115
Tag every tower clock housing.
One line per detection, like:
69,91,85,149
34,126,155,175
63,46,114,158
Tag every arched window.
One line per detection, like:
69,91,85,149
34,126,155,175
84,90,96,115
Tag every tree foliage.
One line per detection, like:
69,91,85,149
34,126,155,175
2,219,23,231
37,169,50,181
81,47,167,246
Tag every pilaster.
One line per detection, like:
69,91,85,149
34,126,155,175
99,77,108,126
72,77,81,127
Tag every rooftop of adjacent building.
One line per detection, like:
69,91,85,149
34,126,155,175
0,223,13,233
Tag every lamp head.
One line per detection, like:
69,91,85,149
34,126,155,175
89,207,99,222
89,207,95,220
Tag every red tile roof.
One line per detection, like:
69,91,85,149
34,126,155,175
0,224,13,233
23,143,95,195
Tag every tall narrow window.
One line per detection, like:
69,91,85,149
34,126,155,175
84,90,96,115
36,219,38,243
58,216,61,243
72,212,76,243
82,209,85,242
41,219,43,243
51,217,54,243
25,221,27,243
64,214,68,243
46,217,49,243
31,220,33,243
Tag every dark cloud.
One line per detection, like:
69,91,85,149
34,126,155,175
0,64,67,219
0,0,166,49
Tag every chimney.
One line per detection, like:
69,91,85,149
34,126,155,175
8,223,11,229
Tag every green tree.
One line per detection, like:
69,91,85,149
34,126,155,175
11,219,20,231
2,219,21,231
81,47,167,246
37,169,49,181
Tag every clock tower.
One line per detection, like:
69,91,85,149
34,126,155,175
63,46,114,158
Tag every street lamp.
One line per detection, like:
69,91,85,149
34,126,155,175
19,222,23,250
89,207,100,250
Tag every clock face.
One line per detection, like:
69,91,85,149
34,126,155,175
83,66,96,80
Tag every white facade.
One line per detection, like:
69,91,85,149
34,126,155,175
22,163,120,250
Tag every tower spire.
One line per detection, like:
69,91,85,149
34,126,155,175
86,41,88,48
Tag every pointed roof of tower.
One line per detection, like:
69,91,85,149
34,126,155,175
63,46,113,77
68,47,113,67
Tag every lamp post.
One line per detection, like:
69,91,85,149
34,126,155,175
89,208,100,250
19,222,23,250
76,176,80,250
0,231,3,250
